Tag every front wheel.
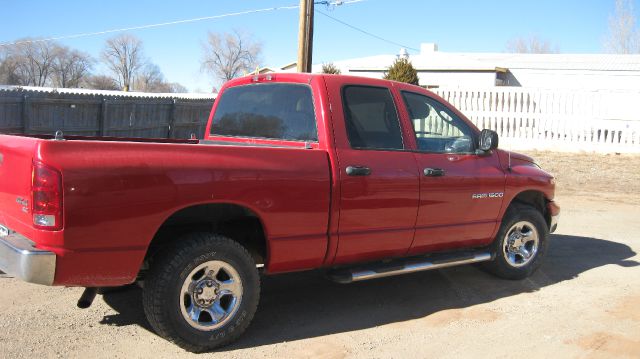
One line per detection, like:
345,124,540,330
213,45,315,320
483,204,548,280
142,233,260,352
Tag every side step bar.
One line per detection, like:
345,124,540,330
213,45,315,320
328,252,492,284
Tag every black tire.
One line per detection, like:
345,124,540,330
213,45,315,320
142,233,260,353
483,204,549,280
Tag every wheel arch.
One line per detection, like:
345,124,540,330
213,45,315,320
140,202,269,279
506,190,552,227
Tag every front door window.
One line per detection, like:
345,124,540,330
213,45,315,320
402,91,475,154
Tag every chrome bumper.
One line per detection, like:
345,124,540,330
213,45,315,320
550,213,559,233
0,231,56,285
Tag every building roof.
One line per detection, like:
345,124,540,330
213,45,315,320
457,52,640,71
315,43,640,73
280,62,298,71
330,54,504,72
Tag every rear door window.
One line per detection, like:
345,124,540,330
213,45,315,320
342,86,404,150
211,83,318,141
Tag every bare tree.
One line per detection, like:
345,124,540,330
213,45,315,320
1,40,94,87
201,30,262,84
101,34,145,91
605,0,640,53
51,46,93,88
134,63,166,92
0,48,20,84
506,36,559,54
82,75,120,90
2,39,58,86
168,82,188,93
133,63,187,93
21,41,57,86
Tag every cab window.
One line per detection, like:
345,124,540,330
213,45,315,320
402,91,475,153
211,83,318,141
342,86,404,150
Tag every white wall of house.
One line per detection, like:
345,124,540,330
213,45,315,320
343,70,497,88
507,69,640,90
342,66,640,90
314,44,640,91
416,71,497,88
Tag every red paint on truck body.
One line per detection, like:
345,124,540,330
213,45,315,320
0,74,557,287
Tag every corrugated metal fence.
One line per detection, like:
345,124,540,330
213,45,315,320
0,87,215,139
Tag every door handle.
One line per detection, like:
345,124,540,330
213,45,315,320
423,168,445,177
346,165,371,176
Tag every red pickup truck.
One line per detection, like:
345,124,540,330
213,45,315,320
0,73,558,352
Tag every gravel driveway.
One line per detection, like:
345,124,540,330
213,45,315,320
1,152,639,358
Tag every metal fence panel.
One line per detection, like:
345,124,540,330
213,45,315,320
0,89,214,139
0,96,23,133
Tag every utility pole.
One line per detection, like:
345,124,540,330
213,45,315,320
297,0,314,73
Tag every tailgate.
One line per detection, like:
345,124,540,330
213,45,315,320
0,135,38,232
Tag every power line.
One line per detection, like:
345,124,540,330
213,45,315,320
0,6,298,46
0,1,364,47
316,9,419,52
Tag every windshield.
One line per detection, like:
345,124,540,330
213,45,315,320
210,83,318,142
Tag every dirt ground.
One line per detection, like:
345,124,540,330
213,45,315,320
1,152,639,358
524,151,640,202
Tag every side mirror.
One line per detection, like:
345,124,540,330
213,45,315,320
478,129,499,152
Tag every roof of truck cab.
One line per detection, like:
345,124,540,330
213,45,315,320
223,72,425,90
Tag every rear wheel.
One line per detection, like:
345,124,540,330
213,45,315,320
142,233,260,352
483,204,548,280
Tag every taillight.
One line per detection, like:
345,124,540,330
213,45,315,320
32,162,63,230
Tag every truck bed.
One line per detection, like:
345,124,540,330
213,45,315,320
0,134,332,286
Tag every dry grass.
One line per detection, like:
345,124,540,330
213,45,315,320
522,151,640,201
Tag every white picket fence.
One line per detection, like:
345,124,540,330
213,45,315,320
433,87,640,153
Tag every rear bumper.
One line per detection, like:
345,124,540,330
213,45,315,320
0,230,56,285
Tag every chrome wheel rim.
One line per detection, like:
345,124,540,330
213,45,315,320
502,221,539,268
179,260,243,331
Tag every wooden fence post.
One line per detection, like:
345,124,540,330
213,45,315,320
168,99,177,138
21,94,29,134
99,99,108,136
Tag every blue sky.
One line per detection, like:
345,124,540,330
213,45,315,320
1,0,635,91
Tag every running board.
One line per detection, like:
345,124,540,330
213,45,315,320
327,252,492,284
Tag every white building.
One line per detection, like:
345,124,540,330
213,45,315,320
309,43,640,90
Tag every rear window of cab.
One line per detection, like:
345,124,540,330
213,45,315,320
210,83,318,142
